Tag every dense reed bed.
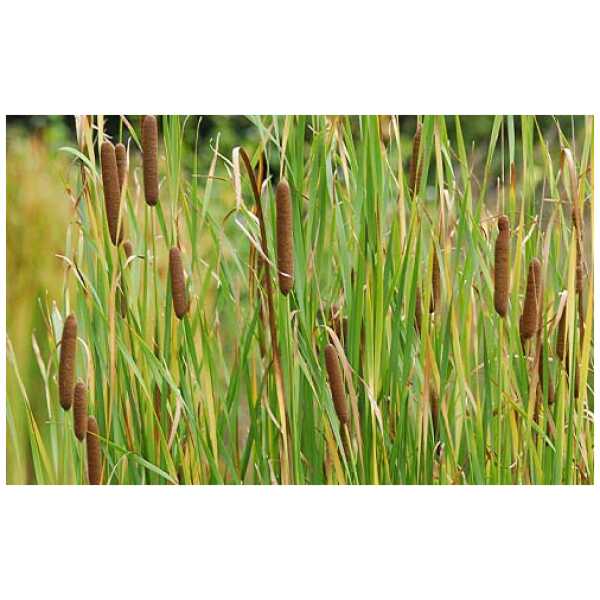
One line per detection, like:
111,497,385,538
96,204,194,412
7,115,594,484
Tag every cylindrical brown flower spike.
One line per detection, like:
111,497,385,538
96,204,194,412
58,314,77,410
430,250,441,313
324,344,349,426
142,115,159,206
519,258,542,340
169,247,189,319
276,179,294,295
101,141,123,245
409,122,422,196
115,142,128,194
86,416,102,485
494,215,510,317
73,381,88,441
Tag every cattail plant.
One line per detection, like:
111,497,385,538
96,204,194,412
86,416,102,485
115,142,128,194
169,247,189,319
494,215,510,317
409,122,422,196
430,249,441,313
519,258,541,341
324,344,349,427
100,141,123,245
73,380,88,441
142,115,159,206
275,179,294,295
58,313,77,410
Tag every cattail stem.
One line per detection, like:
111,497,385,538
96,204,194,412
58,314,77,410
86,416,102,485
519,258,541,340
142,115,159,206
494,215,510,317
324,344,349,426
275,179,294,295
73,381,88,441
101,141,123,245
169,247,189,319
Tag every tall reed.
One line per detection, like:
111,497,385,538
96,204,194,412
494,215,510,317
142,115,159,206
58,313,77,410
73,381,88,441
100,141,123,245
275,179,294,295
324,344,349,427
86,416,101,485
519,258,541,340
169,247,189,319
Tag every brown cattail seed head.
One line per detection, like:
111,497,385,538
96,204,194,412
142,115,159,206
324,344,349,426
58,314,77,410
430,250,441,313
73,381,88,441
169,247,189,319
115,142,128,194
101,141,123,245
519,258,542,340
276,179,294,295
409,122,422,196
494,215,510,317
86,416,102,485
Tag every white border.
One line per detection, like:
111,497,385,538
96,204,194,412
1,1,598,598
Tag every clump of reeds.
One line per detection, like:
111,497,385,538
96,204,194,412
58,314,77,410
494,215,510,317
142,115,159,206
430,250,441,313
324,344,349,426
115,142,128,194
86,416,101,485
73,380,88,441
100,141,123,245
519,258,541,341
169,247,189,319
409,122,422,196
275,179,294,295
